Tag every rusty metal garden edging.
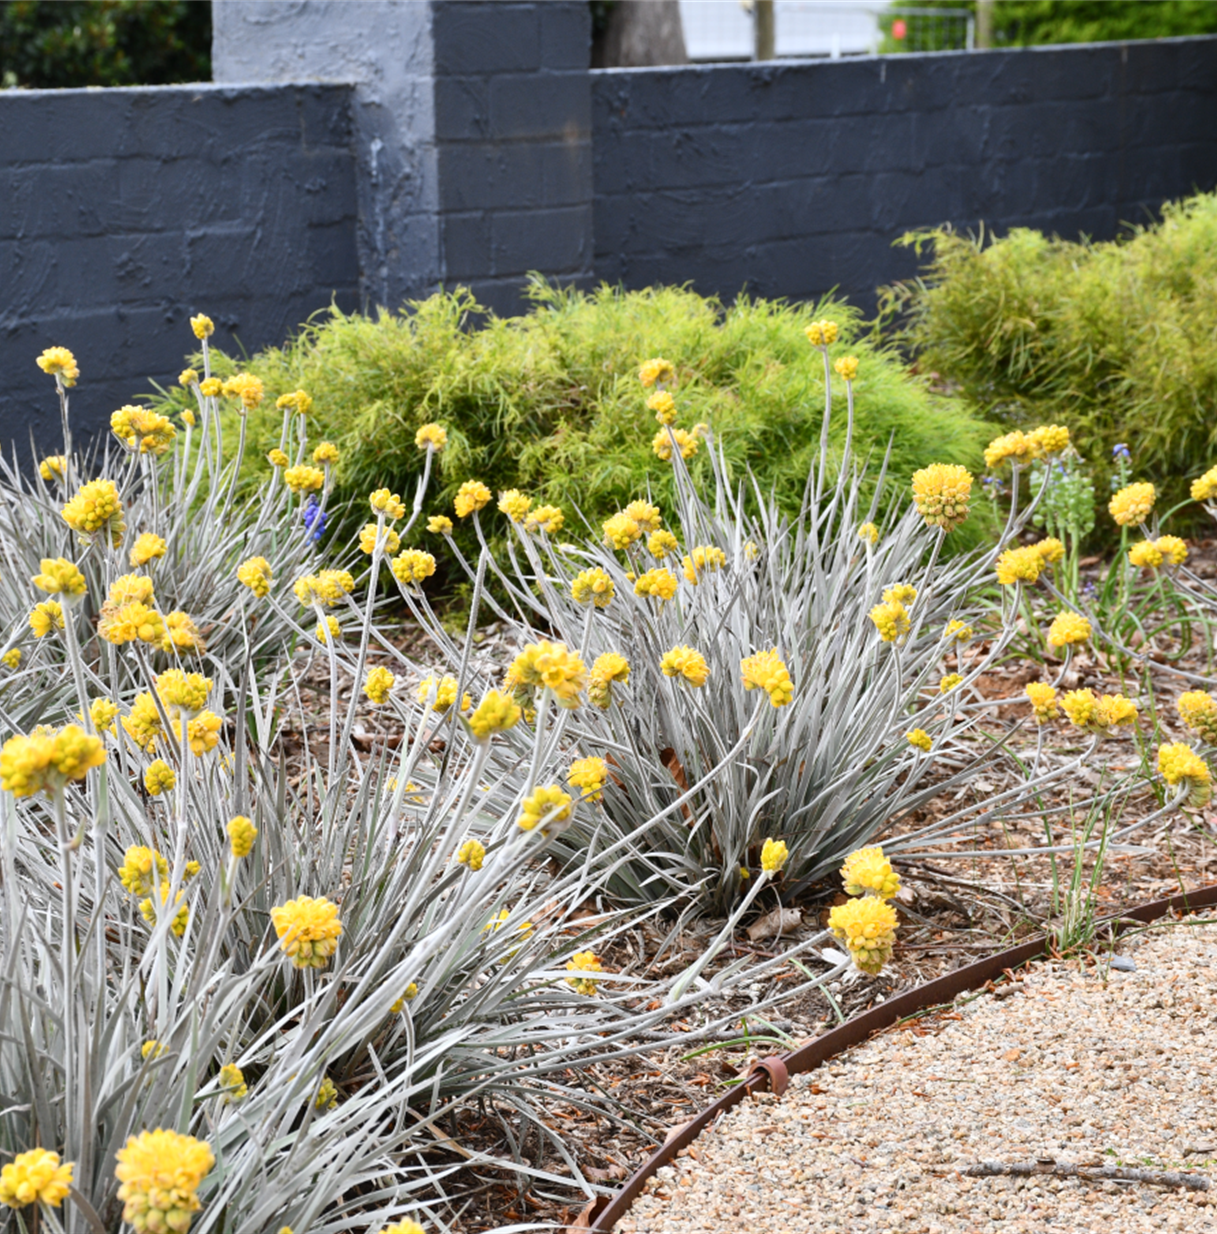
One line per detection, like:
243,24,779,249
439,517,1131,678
575,883,1217,1231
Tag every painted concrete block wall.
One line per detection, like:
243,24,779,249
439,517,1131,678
591,37,1217,312
0,83,359,445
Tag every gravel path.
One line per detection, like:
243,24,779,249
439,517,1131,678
617,916,1217,1233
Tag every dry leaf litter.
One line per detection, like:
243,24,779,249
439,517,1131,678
618,916,1217,1234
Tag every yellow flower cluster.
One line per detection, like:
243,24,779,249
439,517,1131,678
524,504,564,534
312,441,339,465
314,1076,339,1110
840,845,900,899
455,480,491,518
0,1149,74,1209
391,549,436,587
833,355,858,382
456,838,485,871
939,673,963,693
219,1064,247,1103
155,670,212,717
415,422,447,450
39,454,67,482
122,694,164,751
370,488,406,519
29,601,64,638
228,815,257,858
222,372,264,409
906,728,932,752
869,600,910,643
983,430,1036,470
566,950,603,996
131,533,167,567
572,567,616,607
32,557,87,599
638,357,675,387
144,760,176,796
1108,482,1156,527
634,567,677,602
1157,742,1212,807
315,615,341,645
190,314,215,339
199,378,221,398
36,345,79,384
417,675,469,713
857,522,879,545
427,513,453,535
518,785,573,835
588,652,630,709
1059,689,1138,734
804,319,838,346
91,698,120,733
390,984,419,1013
294,569,355,606
276,389,312,416
270,895,343,969
115,1128,214,1234
62,477,125,547
1192,464,1217,503
661,645,709,687
0,725,105,797
1025,682,1060,723
828,893,899,975
682,544,726,584
499,489,532,522
760,837,788,873
364,666,396,704
375,1221,426,1234
882,582,917,607
173,711,223,756
467,690,522,740
1177,691,1217,745
139,884,189,937
602,511,642,550
944,619,972,643
995,544,1044,587
652,426,700,461
1,649,19,669
569,755,608,801
268,448,289,468
740,649,794,708
1128,534,1188,569
508,641,587,708
111,405,176,456
910,463,972,532
1029,424,1070,455
648,528,679,558
284,465,325,495
648,390,677,424
119,845,169,896
179,368,197,388
237,556,272,598
1046,611,1091,649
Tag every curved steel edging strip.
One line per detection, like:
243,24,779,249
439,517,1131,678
578,882,1217,1232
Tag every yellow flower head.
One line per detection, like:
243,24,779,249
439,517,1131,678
313,1076,338,1111
506,641,587,708
171,710,223,756
62,477,124,546
569,755,608,802
32,557,87,599
389,985,420,1014
652,426,700,461
199,377,222,397
391,549,437,588
995,545,1044,587
29,601,64,639
1153,535,1188,567
1128,538,1163,569
144,759,176,796
36,346,79,384
189,314,215,339
139,884,189,937
524,504,564,534
944,619,973,643
276,389,312,416
869,600,910,643
939,673,963,694
312,441,339,466
360,523,401,555
833,355,859,382
660,644,709,687
638,357,675,388
415,422,448,451
1032,537,1065,565
119,845,169,896
1046,611,1091,649
1027,424,1070,456
179,368,197,388
182,410,196,430
162,610,204,655
740,649,794,708
633,567,677,602
498,489,532,522
467,689,522,740
1025,682,1060,724
222,372,264,409
1191,464,1217,504
760,837,789,874
454,480,492,518
984,430,1034,470
857,521,880,545
1,649,20,669
39,455,67,483
1157,742,1212,808
682,544,726,584
622,500,661,532
906,728,932,752
1109,482,1155,527
456,838,485,871
111,405,176,456
566,950,604,996
122,694,165,752
573,567,616,607
219,1064,247,1104
1177,691,1217,745
294,570,355,606
115,1129,214,1234
375,1222,426,1234
804,319,839,346
267,448,289,468
0,726,105,797
427,513,454,535
271,895,343,969
0,1149,75,1209
517,784,573,835
588,652,630,709
828,895,899,975
416,675,469,713
155,669,212,718
1060,689,1138,734
314,615,341,646
130,533,167,568
237,556,272,598
840,845,900,899
647,528,679,558
602,512,641,550
364,666,396,704
284,465,325,495
648,390,677,425
228,815,257,858
882,582,917,607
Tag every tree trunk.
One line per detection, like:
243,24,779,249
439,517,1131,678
592,0,689,68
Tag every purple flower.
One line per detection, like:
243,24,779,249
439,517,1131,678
1112,443,1131,460
302,496,327,544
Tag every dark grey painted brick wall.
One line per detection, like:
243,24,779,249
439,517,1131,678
0,83,359,447
591,37,1217,312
